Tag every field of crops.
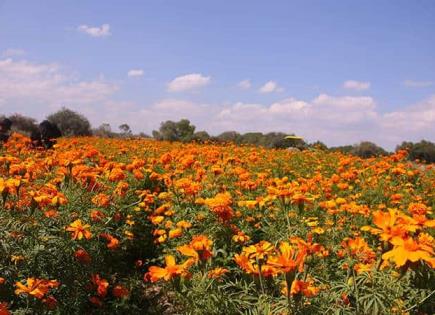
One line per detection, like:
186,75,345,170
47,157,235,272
0,133,434,314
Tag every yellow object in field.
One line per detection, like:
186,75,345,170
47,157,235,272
284,135,303,140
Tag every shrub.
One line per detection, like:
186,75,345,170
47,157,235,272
47,107,92,136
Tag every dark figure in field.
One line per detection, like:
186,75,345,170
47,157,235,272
0,118,13,143
31,120,62,149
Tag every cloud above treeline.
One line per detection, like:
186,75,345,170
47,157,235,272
343,80,371,91
0,57,433,150
259,81,283,93
402,80,433,88
167,73,211,92
77,24,111,37
127,69,144,77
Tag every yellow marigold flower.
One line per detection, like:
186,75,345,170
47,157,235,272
382,236,435,268
207,267,229,279
65,219,92,240
169,228,183,239
145,255,191,282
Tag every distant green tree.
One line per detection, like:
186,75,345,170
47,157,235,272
192,131,210,143
330,145,354,154
47,107,91,136
119,123,132,137
137,132,151,138
351,141,388,158
396,140,435,163
310,141,328,150
153,119,196,142
93,123,114,138
7,113,39,136
240,132,264,146
216,131,242,144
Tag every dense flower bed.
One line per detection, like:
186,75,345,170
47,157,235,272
0,133,434,314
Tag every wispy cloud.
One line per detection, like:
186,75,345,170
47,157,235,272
238,79,251,90
0,58,118,115
343,80,370,91
167,73,211,92
259,81,283,93
77,24,111,37
127,69,144,77
1,48,25,57
403,80,433,88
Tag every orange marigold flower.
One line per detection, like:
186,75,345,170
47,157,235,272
15,278,59,299
204,192,234,222
91,193,110,208
112,285,129,298
43,295,58,310
177,235,213,263
232,231,250,244
207,267,229,279
89,296,103,307
267,241,306,274
168,228,183,239
289,279,320,297
145,255,191,282
100,233,120,250
361,209,416,242
66,219,92,240
176,220,192,229
382,236,435,268
108,168,126,182
91,274,109,298
90,209,106,222
177,245,199,264
244,241,274,261
0,302,10,315
74,248,91,264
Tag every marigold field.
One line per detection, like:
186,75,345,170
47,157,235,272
0,133,434,314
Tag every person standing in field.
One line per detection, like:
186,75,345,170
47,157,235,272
30,120,62,149
0,118,13,143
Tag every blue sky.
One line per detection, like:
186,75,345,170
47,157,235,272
0,0,434,149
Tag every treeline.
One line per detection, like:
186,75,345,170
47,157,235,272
1,107,434,163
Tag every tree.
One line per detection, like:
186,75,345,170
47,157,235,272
47,107,92,136
119,124,131,133
93,123,113,138
330,145,354,154
119,123,132,137
137,132,151,138
152,119,196,142
396,140,435,163
216,131,241,144
192,131,210,143
264,132,297,149
351,141,388,158
7,113,39,136
240,132,264,146
309,141,328,150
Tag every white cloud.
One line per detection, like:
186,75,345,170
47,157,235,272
167,73,211,92
77,24,111,37
403,80,433,88
0,58,118,118
238,79,251,89
127,69,144,77
259,81,283,93
343,80,371,91
1,56,433,151
1,48,25,57
381,95,435,144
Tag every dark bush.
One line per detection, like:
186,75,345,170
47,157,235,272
47,107,92,136
396,140,435,163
